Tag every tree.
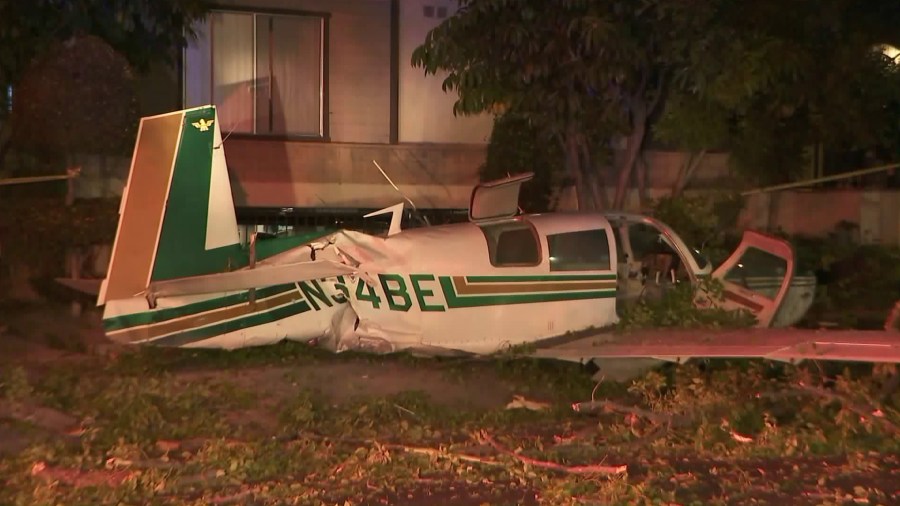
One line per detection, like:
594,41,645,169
655,0,900,189
0,0,211,170
414,0,900,207
412,0,675,210
0,0,210,301
12,35,138,161
479,113,567,212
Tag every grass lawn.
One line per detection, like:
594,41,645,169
1,303,899,505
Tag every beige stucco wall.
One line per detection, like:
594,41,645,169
397,0,493,144
739,190,900,245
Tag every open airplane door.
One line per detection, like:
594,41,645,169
707,231,795,327
469,173,534,222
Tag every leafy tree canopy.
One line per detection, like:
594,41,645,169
0,0,210,167
657,0,900,185
0,0,210,85
413,0,679,209
12,35,138,157
414,0,900,203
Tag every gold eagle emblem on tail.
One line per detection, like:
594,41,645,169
192,118,214,132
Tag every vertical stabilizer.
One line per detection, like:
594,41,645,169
98,106,244,305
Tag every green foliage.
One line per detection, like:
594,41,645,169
0,0,210,85
0,366,34,402
414,0,900,197
412,0,672,209
0,0,210,170
658,1,900,184
0,194,119,277
480,113,568,212
650,192,744,265
618,277,757,331
11,35,138,156
799,239,900,328
1,340,900,505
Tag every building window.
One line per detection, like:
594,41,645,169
548,229,611,271
184,10,326,138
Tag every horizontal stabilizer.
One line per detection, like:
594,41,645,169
146,260,357,298
56,278,103,296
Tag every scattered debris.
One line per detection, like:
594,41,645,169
505,395,551,411
478,431,628,475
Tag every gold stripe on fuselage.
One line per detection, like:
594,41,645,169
452,277,616,295
107,289,304,343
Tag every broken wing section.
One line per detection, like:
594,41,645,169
531,328,900,365
707,231,794,328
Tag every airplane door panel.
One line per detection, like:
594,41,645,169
709,231,795,327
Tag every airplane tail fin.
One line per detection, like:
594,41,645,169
98,105,244,305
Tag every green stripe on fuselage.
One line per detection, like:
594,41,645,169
439,276,616,309
148,299,312,347
103,284,297,331
465,274,617,283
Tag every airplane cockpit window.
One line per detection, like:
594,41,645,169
627,223,690,282
481,221,541,266
629,223,666,259
548,229,611,271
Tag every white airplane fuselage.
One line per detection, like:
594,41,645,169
103,213,621,353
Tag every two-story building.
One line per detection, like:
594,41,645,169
156,0,495,235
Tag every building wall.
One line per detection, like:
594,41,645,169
223,138,483,208
188,0,392,144
739,190,900,245
183,0,493,145
397,0,493,144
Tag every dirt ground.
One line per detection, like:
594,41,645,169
2,302,900,505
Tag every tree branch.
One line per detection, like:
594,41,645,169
293,431,504,468
478,431,627,475
758,384,900,434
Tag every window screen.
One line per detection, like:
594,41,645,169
548,229,611,271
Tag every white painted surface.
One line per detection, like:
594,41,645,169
205,114,242,250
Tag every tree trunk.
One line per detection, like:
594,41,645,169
672,150,706,197
576,132,607,210
562,128,605,211
636,151,649,211
563,132,587,211
612,110,647,209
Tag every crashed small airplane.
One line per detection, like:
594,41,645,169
96,105,900,367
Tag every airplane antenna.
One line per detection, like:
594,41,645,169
372,160,430,226
215,123,239,150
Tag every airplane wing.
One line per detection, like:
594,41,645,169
146,260,358,298
531,328,900,364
